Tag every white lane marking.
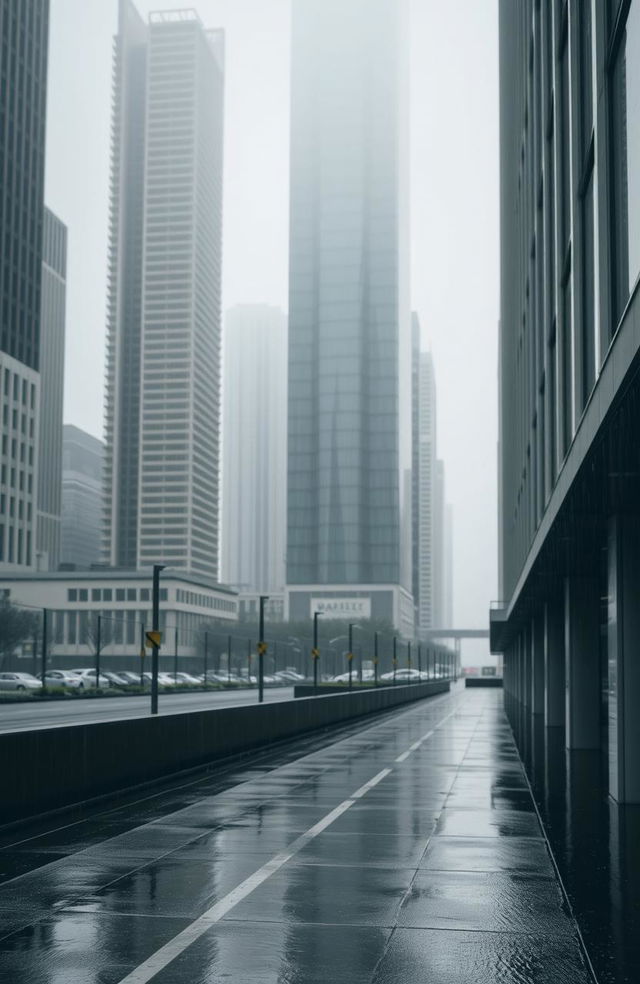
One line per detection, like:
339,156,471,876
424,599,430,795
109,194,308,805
117,698,460,984
350,768,392,799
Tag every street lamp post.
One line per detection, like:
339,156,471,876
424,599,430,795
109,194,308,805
227,634,232,682
312,611,323,691
407,640,412,683
203,631,208,687
374,631,379,687
151,564,165,715
393,636,397,684
348,622,355,691
258,595,269,703
95,614,102,689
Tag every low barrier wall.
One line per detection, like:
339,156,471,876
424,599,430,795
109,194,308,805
0,681,450,824
465,677,503,688
294,681,449,698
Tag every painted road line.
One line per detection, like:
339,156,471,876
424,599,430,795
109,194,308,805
116,698,460,984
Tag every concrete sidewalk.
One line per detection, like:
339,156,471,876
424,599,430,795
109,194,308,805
0,688,593,983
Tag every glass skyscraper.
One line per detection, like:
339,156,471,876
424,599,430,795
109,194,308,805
286,0,413,633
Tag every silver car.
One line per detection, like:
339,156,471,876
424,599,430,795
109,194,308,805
44,670,84,689
70,668,112,688
0,671,42,691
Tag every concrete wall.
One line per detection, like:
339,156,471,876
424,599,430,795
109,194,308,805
0,682,449,824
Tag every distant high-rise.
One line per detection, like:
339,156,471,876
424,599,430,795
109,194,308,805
0,0,50,571
104,1,225,579
415,347,437,632
286,0,413,635
61,425,104,570
221,305,287,594
36,208,67,572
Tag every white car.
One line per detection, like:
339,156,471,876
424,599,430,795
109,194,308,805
44,670,84,689
380,667,423,682
0,671,42,691
142,671,179,687
332,669,375,683
172,672,202,685
70,668,112,688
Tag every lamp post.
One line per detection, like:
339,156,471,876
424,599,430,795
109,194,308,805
95,614,102,689
258,595,269,703
312,610,323,691
374,631,379,687
393,635,397,684
227,634,232,682
348,622,355,691
407,640,412,683
203,631,208,687
151,564,165,715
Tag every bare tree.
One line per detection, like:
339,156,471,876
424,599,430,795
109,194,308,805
0,599,39,671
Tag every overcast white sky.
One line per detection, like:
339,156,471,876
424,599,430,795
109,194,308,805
45,0,499,659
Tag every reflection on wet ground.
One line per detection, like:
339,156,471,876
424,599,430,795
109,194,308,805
512,712,640,984
0,689,594,983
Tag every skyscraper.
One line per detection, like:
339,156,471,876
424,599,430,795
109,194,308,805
61,425,104,570
221,305,287,594
415,348,437,633
0,0,49,571
104,1,224,579
285,0,413,635
36,208,67,571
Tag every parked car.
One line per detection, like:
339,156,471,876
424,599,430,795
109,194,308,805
380,668,424,682
142,671,178,687
274,670,305,683
44,670,84,689
331,669,375,683
0,671,42,691
117,671,145,686
102,671,132,687
70,668,112,688
171,672,203,686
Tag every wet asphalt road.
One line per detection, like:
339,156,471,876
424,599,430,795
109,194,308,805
0,686,295,733
0,688,593,983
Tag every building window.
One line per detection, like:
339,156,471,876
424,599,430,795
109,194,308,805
140,588,149,602
127,588,136,602
103,588,112,602
116,589,125,602
92,589,101,602
610,1,640,324
580,164,596,409
79,589,88,602
160,589,168,602
68,589,77,602
561,265,573,457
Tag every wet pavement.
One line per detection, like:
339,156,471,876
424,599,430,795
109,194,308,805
0,688,594,983
0,686,294,733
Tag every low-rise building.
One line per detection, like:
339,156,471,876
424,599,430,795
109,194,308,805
0,569,238,662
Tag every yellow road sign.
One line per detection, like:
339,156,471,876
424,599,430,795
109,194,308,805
311,648,320,658
145,630,162,649
257,642,268,654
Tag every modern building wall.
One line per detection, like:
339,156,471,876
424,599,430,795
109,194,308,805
104,1,225,580
493,0,640,804
221,305,287,594
0,0,49,572
61,425,104,570
286,0,412,629
36,208,67,572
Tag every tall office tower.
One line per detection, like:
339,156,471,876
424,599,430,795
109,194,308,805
415,349,437,633
36,208,67,571
61,425,104,569
411,314,421,627
103,1,224,578
434,458,446,627
221,305,287,594
491,2,640,807
444,503,454,629
0,0,49,571
286,0,413,635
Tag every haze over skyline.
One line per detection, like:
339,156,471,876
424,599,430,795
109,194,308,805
45,0,499,647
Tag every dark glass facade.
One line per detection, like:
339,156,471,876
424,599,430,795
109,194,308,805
0,0,49,370
287,0,411,590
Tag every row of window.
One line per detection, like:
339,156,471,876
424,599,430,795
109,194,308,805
67,586,166,603
175,588,235,612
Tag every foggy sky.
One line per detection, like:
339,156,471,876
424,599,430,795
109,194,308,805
45,0,499,659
